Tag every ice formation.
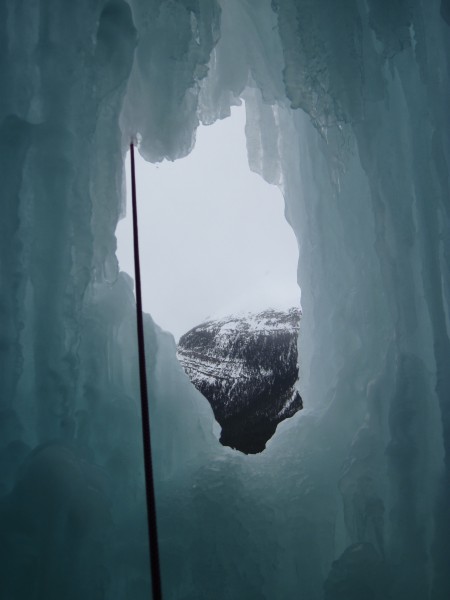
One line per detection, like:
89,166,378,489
1,1,449,599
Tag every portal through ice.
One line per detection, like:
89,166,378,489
116,104,302,453
116,104,299,341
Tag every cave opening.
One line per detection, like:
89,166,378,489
116,103,302,453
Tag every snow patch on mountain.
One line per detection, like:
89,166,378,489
177,307,303,453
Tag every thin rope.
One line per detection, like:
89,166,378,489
130,142,163,600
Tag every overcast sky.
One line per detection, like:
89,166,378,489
116,104,299,340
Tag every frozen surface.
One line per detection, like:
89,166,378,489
0,0,449,599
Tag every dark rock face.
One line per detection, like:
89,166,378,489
177,308,302,454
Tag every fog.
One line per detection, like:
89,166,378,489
116,105,299,340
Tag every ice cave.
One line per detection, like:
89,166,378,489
1,1,449,599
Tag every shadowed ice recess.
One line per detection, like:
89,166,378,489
0,0,449,599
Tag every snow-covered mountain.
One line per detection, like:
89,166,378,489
177,308,303,454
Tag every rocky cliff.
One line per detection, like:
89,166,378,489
177,308,302,453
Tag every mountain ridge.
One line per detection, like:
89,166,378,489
177,307,303,453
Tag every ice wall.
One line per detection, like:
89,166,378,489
0,0,449,599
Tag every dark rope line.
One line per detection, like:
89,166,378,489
130,142,163,600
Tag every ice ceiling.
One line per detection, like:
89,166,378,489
1,1,449,599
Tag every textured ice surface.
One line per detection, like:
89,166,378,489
0,0,449,599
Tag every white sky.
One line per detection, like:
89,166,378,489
116,105,299,340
